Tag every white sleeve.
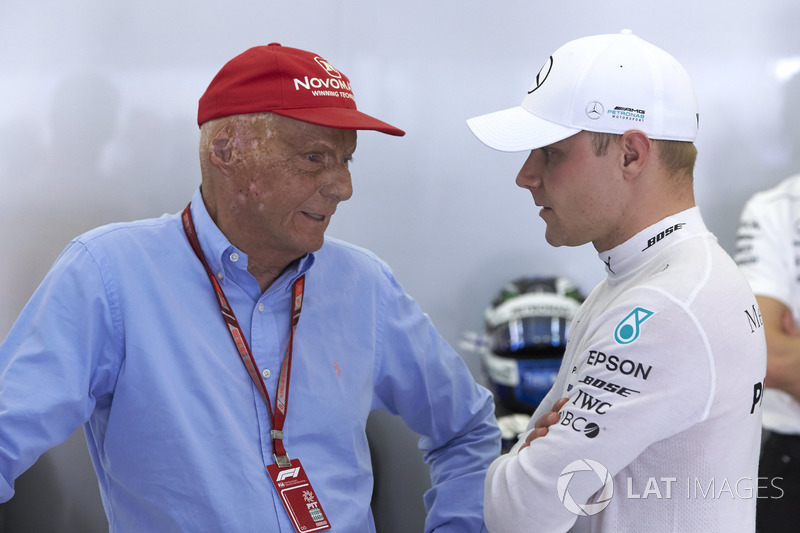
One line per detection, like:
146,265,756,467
735,190,794,307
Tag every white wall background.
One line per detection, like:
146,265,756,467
2,1,799,530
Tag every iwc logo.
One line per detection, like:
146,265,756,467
558,459,614,516
585,101,604,120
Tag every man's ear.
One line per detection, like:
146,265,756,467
619,130,652,179
208,125,234,174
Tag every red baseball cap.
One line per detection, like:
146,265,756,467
197,43,405,136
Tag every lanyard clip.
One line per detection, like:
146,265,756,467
271,430,291,468
273,453,292,469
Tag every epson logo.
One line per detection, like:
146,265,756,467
560,410,601,439
586,351,653,380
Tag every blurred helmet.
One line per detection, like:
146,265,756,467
483,276,583,415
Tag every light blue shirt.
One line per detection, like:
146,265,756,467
0,188,500,532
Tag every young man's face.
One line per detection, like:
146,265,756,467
515,131,627,253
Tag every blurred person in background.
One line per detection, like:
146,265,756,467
736,174,800,532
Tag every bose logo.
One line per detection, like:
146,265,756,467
276,467,301,482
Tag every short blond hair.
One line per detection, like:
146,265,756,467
590,132,697,178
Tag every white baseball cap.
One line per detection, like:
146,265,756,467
466,30,699,152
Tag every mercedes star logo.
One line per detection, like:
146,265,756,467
585,101,604,120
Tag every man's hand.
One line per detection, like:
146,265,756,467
519,397,569,450
758,296,800,402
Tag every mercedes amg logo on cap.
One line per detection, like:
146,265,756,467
314,57,342,79
527,56,554,94
586,101,604,120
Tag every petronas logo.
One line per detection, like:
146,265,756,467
614,307,654,345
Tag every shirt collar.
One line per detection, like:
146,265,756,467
188,187,315,289
598,206,707,279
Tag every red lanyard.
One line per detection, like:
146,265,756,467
181,204,303,468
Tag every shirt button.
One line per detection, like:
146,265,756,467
262,369,271,378
216,272,223,280
258,303,264,312
229,252,239,262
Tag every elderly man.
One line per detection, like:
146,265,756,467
0,44,500,532
467,31,765,532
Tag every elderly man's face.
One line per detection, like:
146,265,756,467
220,114,356,264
